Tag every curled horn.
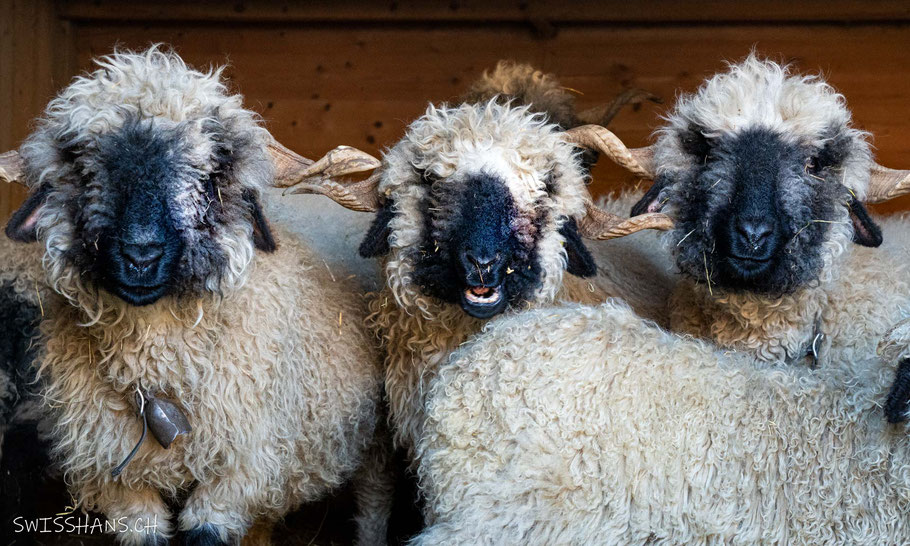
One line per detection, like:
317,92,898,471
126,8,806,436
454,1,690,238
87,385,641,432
562,124,672,239
0,151,26,187
578,200,674,240
563,124,656,179
268,140,382,213
866,163,910,204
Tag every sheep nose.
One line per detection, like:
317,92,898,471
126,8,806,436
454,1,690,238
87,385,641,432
463,249,501,271
736,218,773,250
121,242,164,272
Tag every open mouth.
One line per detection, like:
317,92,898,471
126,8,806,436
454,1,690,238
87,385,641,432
460,284,507,319
464,285,502,305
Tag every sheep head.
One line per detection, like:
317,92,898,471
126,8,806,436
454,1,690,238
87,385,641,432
1,48,313,316
283,101,669,319
613,54,910,296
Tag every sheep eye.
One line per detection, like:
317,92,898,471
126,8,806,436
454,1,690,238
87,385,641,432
680,126,711,161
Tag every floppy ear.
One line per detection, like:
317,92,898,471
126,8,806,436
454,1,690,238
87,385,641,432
847,196,883,248
630,174,671,217
559,217,597,277
241,188,277,252
6,184,51,243
359,199,394,258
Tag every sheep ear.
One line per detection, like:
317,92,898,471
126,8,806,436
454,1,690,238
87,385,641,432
359,200,394,258
559,218,597,277
5,184,50,243
242,188,277,252
847,196,882,248
630,175,670,217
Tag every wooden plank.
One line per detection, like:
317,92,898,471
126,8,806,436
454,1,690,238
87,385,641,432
72,22,910,214
58,0,910,24
0,0,75,222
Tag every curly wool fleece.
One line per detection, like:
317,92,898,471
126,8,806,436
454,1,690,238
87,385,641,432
16,48,388,545
414,301,910,545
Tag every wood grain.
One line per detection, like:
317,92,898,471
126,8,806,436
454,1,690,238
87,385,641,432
3,1,910,221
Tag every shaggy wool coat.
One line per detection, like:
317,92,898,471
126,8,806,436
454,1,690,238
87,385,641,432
413,301,910,545
37,227,385,541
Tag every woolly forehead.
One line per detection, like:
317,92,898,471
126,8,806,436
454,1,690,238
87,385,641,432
381,102,586,216
665,56,857,145
44,49,243,135
657,56,871,196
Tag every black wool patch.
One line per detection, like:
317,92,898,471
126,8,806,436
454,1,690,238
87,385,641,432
410,174,544,310
886,358,910,424
0,283,41,423
669,127,850,296
359,199,395,258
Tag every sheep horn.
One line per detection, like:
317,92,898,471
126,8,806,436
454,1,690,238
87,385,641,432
562,125,656,179
578,200,673,240
576,89,662,128
271,142,383,213
0,151,26,187
866,163,910,204
268,140,315,186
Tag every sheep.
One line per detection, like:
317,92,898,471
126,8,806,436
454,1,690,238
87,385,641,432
1,48,391,546
592,54,910,370
463,60,660,132
410,300,910,545
280,87,670,463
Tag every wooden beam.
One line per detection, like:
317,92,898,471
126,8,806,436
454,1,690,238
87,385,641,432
58,0,910,24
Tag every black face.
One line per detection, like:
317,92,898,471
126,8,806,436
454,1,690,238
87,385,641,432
711,130,795,287
632,126,881,296
86,125,187,305
6,116,278,309
360,172,596,319
417,174,542,318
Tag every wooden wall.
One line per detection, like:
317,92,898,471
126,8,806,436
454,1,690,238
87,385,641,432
3,0,910,222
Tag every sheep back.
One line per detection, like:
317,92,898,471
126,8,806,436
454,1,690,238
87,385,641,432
415,302,909,544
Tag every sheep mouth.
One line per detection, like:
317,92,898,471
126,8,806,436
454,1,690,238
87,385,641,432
108,282,170,306
723,254,776,280
460,285,507,318
728,254,773,265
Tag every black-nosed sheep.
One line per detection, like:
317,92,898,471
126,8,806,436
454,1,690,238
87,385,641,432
412,301,910,545
602,54,910,372
2,48,390,545
282,76,669,534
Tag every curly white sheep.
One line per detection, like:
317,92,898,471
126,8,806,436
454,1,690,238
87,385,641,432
2,48,390,545
283,66,669,464
412,301,910,545
360,100,609,454
607,54,910,373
